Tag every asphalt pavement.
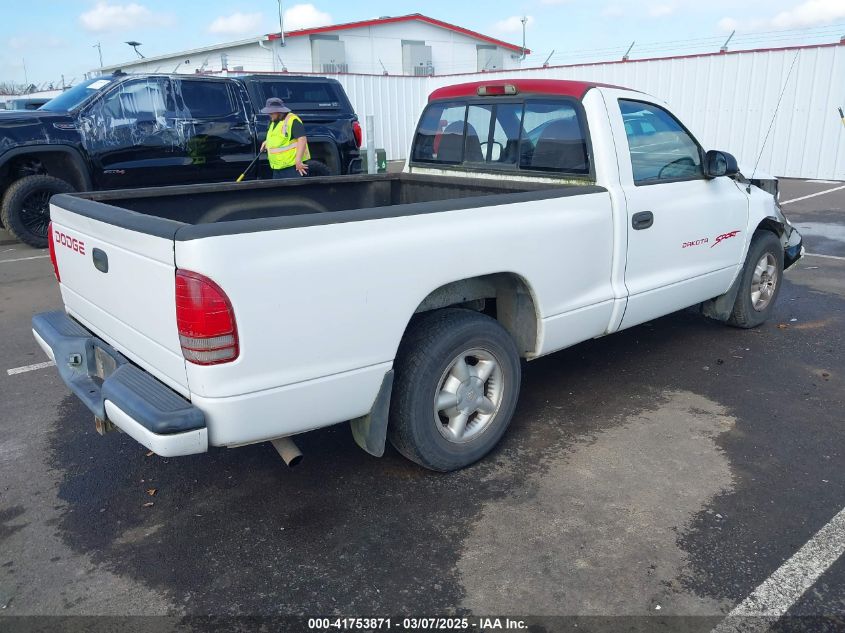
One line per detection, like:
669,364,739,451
0,178,843,632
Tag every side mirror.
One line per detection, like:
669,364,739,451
705,150,739,178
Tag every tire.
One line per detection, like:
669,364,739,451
727,231,784,328
305,159,333,177
388,308,522,472
1,175,75,248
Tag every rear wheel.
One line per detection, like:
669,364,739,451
727,231,784,328
1,175,75,248
305,159,332,177
388,309,521,472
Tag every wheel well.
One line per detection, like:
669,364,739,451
0,151,87,193
756,217,784,239
307,140,340,175
411,273,539,357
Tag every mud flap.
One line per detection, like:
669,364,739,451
350,370,394,457
700,273,743,322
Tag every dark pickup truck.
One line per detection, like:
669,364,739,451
0,73,364,246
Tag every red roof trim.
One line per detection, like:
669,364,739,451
267,13,528,54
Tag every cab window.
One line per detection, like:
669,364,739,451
99,78,173,124
464,103,522,164
619,99,704,184
413,102,467,164
175,80,237,119
413,98,589,176
520,100,589,173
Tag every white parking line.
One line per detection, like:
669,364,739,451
7,360,56,376
805,252,845,261
712,506,845,633
0,255,50,264
780,185,845,205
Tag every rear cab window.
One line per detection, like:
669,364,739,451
412,95,592,178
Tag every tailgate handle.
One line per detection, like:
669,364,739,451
92,248,109,273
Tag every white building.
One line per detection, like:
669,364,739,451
95,13,528,77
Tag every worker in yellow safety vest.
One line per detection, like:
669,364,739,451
259,97,310,179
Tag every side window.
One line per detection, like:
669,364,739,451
98,78,173,125
519,100,589,174
412,102,467,164
175,80,237,119
81,78,177,150
619,100,703,184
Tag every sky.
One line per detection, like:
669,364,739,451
2,0,844,87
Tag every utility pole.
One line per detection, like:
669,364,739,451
93,42,103,68
519,16,528,61
22,58,28,87
276,0,285,45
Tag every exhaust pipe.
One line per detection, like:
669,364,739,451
271,437,303,467
94,416,117,436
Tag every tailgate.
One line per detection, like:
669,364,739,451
49,196,189,396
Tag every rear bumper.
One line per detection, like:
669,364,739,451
32,311,207,457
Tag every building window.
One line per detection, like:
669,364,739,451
402,40,434,76
477,46,503,72
311,35,347,73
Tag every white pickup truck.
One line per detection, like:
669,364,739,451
34,79,803,472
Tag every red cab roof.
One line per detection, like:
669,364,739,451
428,79,623,102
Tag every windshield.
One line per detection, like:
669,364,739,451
38,77,114,112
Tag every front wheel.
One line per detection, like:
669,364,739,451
388,308,522,472
1,175,75,248
727,231,784,328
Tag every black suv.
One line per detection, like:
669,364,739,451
0,73,364,246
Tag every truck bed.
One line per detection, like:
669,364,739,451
52,173,602,241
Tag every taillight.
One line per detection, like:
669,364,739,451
47,222,60,282
175,270,239,365
352,120,363,148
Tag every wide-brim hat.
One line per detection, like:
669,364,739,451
260,97,291,114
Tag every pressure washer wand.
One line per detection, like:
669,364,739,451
236,150,265,183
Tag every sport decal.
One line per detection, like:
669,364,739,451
711,230,741,248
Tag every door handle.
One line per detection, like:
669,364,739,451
632,211,654,230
